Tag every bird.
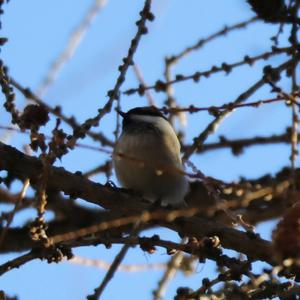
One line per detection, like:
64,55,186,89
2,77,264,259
113,106,189,207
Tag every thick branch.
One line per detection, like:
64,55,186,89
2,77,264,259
0,142,278,265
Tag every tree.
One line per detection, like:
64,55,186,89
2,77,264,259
0,0,299,299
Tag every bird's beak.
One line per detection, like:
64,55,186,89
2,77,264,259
116,109,126,118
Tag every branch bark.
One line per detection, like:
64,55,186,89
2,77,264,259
0,142,278,266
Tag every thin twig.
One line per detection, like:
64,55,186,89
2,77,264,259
133,63,156,106
66,235,256,279
36,0,108,97
164,53,179,126
114,96,121,143
0,179,30,248
11,79,114,147
0,250,36,276
48,208,198,245
124,47,291,95
160,95,299,114
168,17,258,66
87,222,141,299
183,131,300,154
69,256,166,272
182,58,295,161
83,161,112,178
2,123,299,158
289,1,300,190
0,125,113,153
71,0,154,142
163,17,257,127
87,244,131,299
1,0,108,143
153,238,187,300
188,270,235,299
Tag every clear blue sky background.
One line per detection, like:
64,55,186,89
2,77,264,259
0,0,296,299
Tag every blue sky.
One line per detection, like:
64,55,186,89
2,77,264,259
0,0,297,299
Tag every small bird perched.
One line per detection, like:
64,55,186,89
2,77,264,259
113,106,189,207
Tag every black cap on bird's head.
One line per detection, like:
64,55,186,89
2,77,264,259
117,106,166,119
116,106,168,133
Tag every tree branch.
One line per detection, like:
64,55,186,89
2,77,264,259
0,142,277,266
